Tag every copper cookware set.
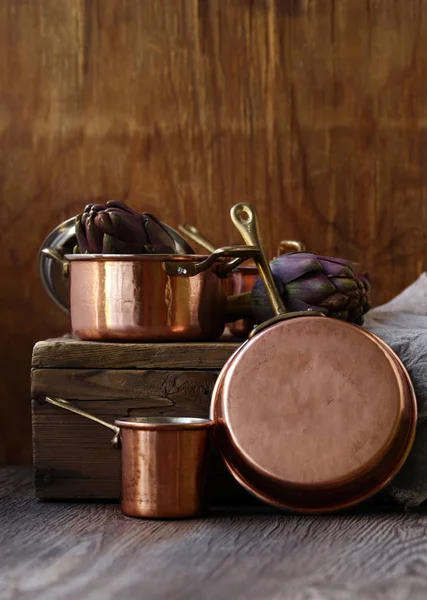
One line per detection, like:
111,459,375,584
39,203,417,518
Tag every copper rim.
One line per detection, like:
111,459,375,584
211,318,417,513
65,253,211,262
115,417,214,430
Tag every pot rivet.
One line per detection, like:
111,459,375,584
177,266,187,275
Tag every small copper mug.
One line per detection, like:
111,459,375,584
40,396,213,519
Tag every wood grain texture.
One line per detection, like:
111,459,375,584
2,467,427,600
31,368,219,402
32,339,240,369
2,0,427,463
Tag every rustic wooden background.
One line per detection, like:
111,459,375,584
1,0,426,464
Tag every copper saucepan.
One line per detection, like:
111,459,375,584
38,216,195,314
39,396,213,519
210,203,417,513
179,224,305,338
41,246,258,342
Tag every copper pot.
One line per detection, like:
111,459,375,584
40,396,213,519
210,203,417,513
42,246,258,342
39,216,196,314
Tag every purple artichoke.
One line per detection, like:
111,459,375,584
74,201,194,255
227,252,371,326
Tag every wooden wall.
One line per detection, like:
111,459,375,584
1,0,426,464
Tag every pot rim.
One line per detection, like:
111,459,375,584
65,253,210,261
115,416,214,430
64,254,230,262
64,254,260,273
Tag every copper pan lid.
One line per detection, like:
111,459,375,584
212,316,416,512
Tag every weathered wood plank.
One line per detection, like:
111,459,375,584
32,339,240,370
31,368,218,402
3,467,427,600
0,466,33,500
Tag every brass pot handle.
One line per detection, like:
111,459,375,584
163,245,260,278
231,203,287,317
40,396,120,448
231,204,325,336
277,240,306,255
178,224,217,253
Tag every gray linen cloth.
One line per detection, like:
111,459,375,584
363,273,427,508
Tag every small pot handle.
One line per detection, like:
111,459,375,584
163,245,260,278
277,240,306,255
40,248,70,314
40,396,120,448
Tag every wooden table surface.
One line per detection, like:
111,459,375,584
2,467,427,600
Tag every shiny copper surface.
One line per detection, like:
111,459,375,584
66,254,226,341
224,265,258,338
211,317,416,512
117,417,213,519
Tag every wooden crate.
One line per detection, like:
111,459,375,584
31,337,260,505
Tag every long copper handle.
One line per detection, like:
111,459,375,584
41,396,120,448
178,224,217,253
230,203,287,316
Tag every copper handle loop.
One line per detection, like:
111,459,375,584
163,245,260,277
230,203,287,317
40,396,120,449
